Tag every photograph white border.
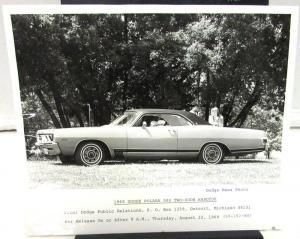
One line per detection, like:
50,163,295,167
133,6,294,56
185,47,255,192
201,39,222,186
2,4,299,236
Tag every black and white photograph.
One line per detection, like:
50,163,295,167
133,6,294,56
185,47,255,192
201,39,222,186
2,4,299,236
9,9,291,189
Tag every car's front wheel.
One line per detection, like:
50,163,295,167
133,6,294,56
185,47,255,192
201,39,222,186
75,142,105,166
199,143,224,164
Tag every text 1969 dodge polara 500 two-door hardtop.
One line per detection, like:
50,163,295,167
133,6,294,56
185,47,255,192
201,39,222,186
36,109,267,166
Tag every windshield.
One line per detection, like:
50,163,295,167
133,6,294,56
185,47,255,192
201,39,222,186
110,112,138,126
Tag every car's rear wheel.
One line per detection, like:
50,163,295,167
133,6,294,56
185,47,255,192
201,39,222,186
199,143,224,164
75,142,105,166
59,155,74,164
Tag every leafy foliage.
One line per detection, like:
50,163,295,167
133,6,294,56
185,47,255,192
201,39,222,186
11,13,290,151
244,105,283,151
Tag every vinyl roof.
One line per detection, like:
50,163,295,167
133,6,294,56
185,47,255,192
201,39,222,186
126,108,210,125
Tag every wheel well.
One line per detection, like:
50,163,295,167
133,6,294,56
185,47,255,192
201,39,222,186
200,142,231,156
75,140,112,160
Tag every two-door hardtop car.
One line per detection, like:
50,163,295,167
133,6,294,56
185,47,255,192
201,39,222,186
36,109,267,166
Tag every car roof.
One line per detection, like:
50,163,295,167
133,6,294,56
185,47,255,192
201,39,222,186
126,108,210,125
127,108,186,114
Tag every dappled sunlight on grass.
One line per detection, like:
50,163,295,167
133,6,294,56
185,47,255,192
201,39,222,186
27,157,280,190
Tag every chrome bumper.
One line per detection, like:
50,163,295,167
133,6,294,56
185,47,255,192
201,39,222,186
36,142,61,155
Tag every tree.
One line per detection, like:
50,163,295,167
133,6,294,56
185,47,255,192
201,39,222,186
12,13,290,147
12,15,71,128
176,14,290,126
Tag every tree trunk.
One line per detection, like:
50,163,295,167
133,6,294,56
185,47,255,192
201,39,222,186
51,87,71,128
229,81,261,127
122,71,128,111
76,84,94,125
63,101,85,127
223,94,236,126
46,78,71,128
122,14,129,111
229,97,259,127
73,109,84,127
35,89,61,128
197,71,201,105
62,104,71,126
204,70,211,121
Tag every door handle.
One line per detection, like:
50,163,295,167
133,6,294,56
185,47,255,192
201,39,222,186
168,129,177,135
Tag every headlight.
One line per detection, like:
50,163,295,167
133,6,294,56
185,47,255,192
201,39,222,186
37,133,54,143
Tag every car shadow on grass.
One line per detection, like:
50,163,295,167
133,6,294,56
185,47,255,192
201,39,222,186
223,159,273,164
50,158,274,166
51,159,182,166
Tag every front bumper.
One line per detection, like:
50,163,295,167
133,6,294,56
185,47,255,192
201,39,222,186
36,142,61,156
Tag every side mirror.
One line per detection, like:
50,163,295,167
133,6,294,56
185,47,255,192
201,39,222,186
142,121,147,129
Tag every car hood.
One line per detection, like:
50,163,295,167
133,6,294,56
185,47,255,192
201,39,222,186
37,125,112,136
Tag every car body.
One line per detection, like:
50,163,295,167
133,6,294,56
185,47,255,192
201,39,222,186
36,109,267,165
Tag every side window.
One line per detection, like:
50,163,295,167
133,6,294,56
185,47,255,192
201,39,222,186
135,114,163,127
135,114,168,127
134,113,192,127
160,114,192,126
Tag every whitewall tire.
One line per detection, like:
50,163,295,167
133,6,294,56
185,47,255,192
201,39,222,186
200,143,224,164
75,142,104,166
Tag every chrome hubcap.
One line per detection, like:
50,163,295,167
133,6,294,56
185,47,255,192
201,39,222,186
203,144,222,164
81,144,102,165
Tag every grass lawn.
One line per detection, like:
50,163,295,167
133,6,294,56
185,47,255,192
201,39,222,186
27,156,280,190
